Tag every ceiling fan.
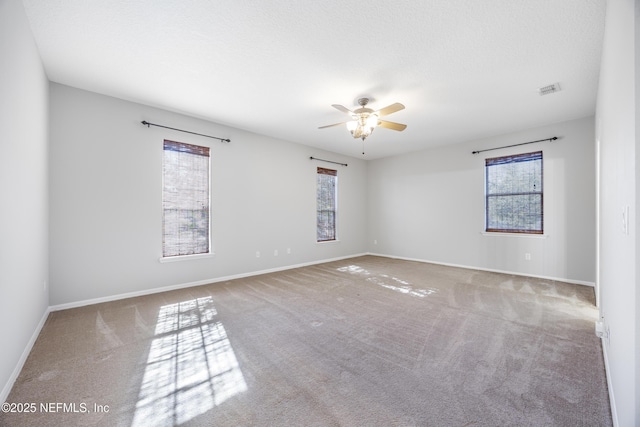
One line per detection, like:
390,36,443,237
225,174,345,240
319,97,407,142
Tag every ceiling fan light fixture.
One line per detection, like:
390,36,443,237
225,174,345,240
320,97,405,144
366,113,379,129
348,114,377,140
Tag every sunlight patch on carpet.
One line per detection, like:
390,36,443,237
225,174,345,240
131,296,247,426
337,265,438,298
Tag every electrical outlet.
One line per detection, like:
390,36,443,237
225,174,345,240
374,240,378,245
286,248,291,254
274,249,278,256
43,280,47,291
256,251,260,258
525,253,531,261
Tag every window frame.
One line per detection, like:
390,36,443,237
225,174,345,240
484,150,543,235
161,139,212,260
316,167,338,242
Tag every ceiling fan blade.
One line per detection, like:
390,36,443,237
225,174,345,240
378,120,407,131
318,122,348,129
332,104,354,115
376,102,405,117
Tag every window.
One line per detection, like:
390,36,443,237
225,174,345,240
317,167,337,242
162,140,210,257
485,151,543,234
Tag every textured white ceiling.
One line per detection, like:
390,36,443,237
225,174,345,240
22,0,606,159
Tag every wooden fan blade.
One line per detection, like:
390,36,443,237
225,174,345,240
376,102,405,117
318,122,348,129
332,104,354,115
378,120,407,131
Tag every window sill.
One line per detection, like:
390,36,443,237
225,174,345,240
159,252,215,263
317,239,340,244
480,232,548,239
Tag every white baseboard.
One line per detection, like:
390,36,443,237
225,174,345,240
48,251,594,312
0,307,51,404
49,253,368,312
367,252,596,287
601,342,619,427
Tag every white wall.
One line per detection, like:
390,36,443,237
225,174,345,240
368,116,596,285
595,0,638,425
0,0,50,401
49,84,368,306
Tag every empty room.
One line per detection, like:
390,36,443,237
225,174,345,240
1,0,638,426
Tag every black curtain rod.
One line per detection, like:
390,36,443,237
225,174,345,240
310,156,348,167
141,120,230,143
472,136,558,154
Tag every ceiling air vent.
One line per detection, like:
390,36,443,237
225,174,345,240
538,83,561,96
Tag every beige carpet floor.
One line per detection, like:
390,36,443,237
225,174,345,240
1,256,611,426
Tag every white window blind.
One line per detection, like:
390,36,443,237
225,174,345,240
163,140,210,257
317,167,337,242
485,151,543,234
